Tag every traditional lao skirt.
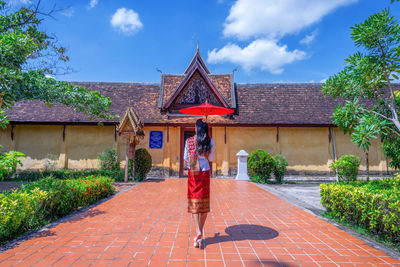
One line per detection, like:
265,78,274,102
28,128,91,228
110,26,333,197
187,169,210,213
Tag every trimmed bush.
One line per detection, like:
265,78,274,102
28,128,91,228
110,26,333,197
329,154,360,181
98,148,120,170
272,154,288,183
248,149,274,182
0,176,115,243
129,148,152,181
320,177,400,245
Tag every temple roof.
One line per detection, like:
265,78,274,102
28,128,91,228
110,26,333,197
3,48,392,127
4,81,381,126
160,48,233,110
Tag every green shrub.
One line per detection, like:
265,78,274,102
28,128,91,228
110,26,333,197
0,188,48,241
129,148,152,181
0,149,25,180
320,177,400,245
0,176,115,243
5,169,125,182
248,149,274,182
329,154,360,181
26,177,75,218
273,154,288,184
97,148,120,170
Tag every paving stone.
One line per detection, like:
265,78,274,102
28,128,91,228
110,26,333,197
0,179,399,266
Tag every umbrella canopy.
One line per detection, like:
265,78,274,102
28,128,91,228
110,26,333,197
179,101,234,120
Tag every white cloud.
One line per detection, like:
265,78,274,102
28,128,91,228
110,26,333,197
60,7,75,18
207,39,306,74
223,0,358,40
88,0,98,9
300,30,318,45
8,0,31,6
111,8,143,35
209,0,357,74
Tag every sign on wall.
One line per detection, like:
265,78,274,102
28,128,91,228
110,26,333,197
149,131,163,149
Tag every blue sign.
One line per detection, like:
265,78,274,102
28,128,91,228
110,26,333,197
149,131,163,149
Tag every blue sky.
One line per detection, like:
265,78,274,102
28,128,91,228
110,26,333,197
30,0,400,83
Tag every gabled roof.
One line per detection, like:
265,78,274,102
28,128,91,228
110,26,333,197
184,45,210,74
118,107,145,138
162,49,230,109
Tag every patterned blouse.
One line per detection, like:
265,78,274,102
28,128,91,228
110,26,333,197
184,137,215,171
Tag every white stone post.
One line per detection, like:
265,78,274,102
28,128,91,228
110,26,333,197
236,150,249,181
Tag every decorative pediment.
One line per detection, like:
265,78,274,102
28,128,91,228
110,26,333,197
174,71,221,106
162,49,229,111
118,107,145,139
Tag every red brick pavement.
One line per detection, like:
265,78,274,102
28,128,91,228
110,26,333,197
0,179,399,266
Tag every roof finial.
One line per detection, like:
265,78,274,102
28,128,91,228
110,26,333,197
197,40,199,53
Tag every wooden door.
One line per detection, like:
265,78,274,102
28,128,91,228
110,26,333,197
180,129,195,177
179,126,213,177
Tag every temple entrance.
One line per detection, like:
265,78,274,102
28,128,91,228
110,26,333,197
180,128,195,177
179,126,212,177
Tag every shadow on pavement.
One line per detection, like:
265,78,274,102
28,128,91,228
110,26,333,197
259,260,297,266
143,178,166,183
204,224,279,247
69,208,106,222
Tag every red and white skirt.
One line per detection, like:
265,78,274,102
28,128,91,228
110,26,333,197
187,169,210,213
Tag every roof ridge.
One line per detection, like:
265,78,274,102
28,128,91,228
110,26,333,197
70,81,160,86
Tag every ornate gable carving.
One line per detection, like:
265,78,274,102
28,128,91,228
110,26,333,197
174,71,220,106
162,48,230,111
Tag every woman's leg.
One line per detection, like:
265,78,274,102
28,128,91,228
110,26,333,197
192,213,202,237
199,212,208,235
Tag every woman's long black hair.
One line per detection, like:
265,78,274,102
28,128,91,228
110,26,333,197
196,119,211,155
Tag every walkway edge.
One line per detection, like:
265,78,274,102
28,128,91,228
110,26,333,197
251,181,400,260
0,182,141,254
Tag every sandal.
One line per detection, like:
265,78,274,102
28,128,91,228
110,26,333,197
193,233,202,248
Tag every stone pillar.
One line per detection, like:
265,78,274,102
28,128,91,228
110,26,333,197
236,150,249,181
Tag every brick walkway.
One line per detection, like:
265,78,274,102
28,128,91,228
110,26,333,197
1,179,399,267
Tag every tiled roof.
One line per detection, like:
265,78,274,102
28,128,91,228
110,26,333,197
159,75,184,108
4,81,390,126
160,73,235,109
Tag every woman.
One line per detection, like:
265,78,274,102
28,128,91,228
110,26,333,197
184,119,215,248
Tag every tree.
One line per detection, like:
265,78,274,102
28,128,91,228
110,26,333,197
0,0,116,180
322,9,400,178
0,0,115,127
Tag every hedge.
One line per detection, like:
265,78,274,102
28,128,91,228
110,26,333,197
320,178,400,245
4,169,125,182
0,176,115,243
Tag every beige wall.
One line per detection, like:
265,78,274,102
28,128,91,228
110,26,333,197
117,126,181,174
0,124,117,170
66,125,116,169
1,125,64,169
0,124,388,176
212,126,387,176
333,128,386,173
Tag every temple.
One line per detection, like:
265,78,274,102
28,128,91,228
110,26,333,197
0,48,389,177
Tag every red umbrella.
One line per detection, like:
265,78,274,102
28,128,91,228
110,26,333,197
179,101,234,120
